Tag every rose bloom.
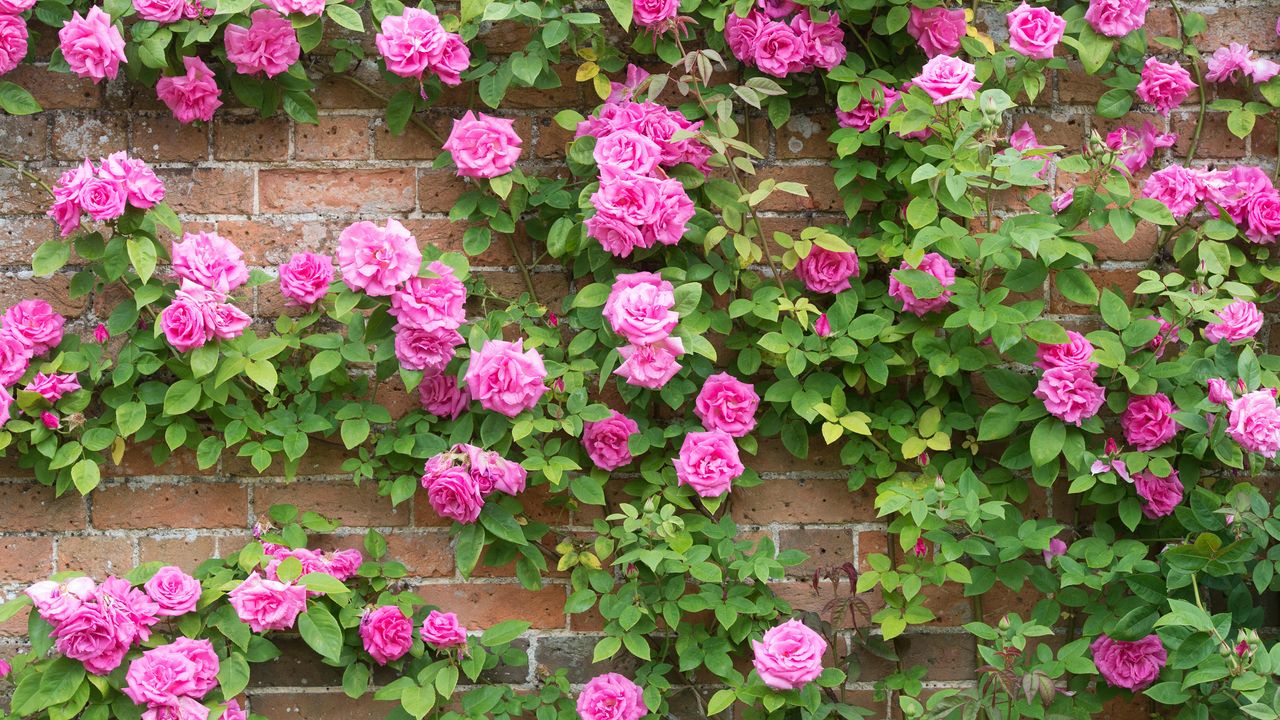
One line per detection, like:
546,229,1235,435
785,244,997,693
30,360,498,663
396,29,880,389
594,129,662,176
0,15,29,78
1135,57,1196,115
795,246,859,294
632,0,676,28
586,212,645,258
815,313,831,337
1035,330,1097,372
1205,42,1254,83
48,160,94,236
156,56,223,125
582,410,640,471
0,330,32,386
0,387,11,427
96,576,161,646
753,20,808,78
1142,165,1200,217
443,111,523,179
464,338,547,417
603,271,678,345
1035,367,1105,426
59,7,126,83
279,252,334,306
757,0,798,18
615,336,684,389
751,618,827,690
224,9,300,77
1091,634,1166,690
695,372,760,437
173,231,249,292
1084,0,1150,37
0,0,36,13
1227,390,1280,458
592,172,661,227
169,637,219,698
836,84,900,131
227,572,308,632
143,566,201,617
53,604,130,675
124,646,200,706
792,10,846,71
576,673,647,720
1043,537,1068,564
3,298,65,355
1204,300,1263,344
913,54,981,104
133,0,186,22
24,371,77,403
390,261,467,332
1244,192,1280,244
1133,469,1182,518
394,325,463,375
419,375,468,419
888,252,956,315
26,576,96,625
906,5,965,58
422,464,484,523
1121,393,1178,451
376,7,468,80
1010,122,1052,179
674,429,745,498
261,0,323,15
99,151,166,209
724,11,766,65
337,218,422,296
360,605,414,665
420,610,467,648
1106,121,1177,175
1006,2,1065,59
142,697,210,720
1207,378,1234,405
160,297,211,353
465,445,526,496
76,175,126,221
219,700,246,720
647,178,694,247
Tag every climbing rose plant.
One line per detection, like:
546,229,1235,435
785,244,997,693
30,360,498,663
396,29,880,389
3,0,1280,718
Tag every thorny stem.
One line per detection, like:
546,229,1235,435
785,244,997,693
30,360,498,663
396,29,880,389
0,157,54,197
333,72,447,147
1168,0,1207,165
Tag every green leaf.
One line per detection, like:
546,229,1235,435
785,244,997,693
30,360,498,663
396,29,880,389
298,572,349,597
245,359,277,392
480,620,530,647
604,0,632,30
707,689,736,715
71,458,100,494
298,605,344,661
572,282,610,308
310,350,341,378
0,81,42,115
454,523,484,578
325,3,363,30
163,380,201,416
1029,418,1065,467
127,237,157,284
1056,268,1099,305
479,504,527,545
1096,88,1133,118
33,241,70,277
341,418,370,448
905,196,938,228
116,401,147,437
1099,289,1131,330
218,653,250,699
342,663,370,699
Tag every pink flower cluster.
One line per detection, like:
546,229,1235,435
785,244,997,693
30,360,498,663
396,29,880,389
160,232,252,353
1091,634,1166,690
632,0,676,29
576,98,713,175
465,339,547,416
443,111,523,179
1009,122,1053,179
375,7,469,84
674,429,745,498
278,252,334,306
123,638,219,719
420,443,527,523
605,272,685,389
361,607,471,662
1084,0,1150,38
582,410,640,471
48,151,166,236
836,83,900,132
224,9,300,78
577,673,646,720
888,252,956,316
259,539,362,586
0,5,28,77
581,115,697,257
1135,57,1195,115
751,618,827,690
1205,43,1280,85
1033,331,1105,426
27,576,160,675
418,374,469,419
156,56,222,125
1121,393,1178,451
724,7,846,78
227,572,308,633
133,0,207,23
1204,300,1263,343
391,261,468,376
1226,389,1280,459
58,7,125,83
1144,164,1280,243
0,298,67,426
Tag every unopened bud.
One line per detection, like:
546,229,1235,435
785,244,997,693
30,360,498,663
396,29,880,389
998,615,1011,632
934,477,945,492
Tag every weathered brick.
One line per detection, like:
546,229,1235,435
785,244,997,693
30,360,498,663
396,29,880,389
414,583,566,629
0,115,48,161
736,477,878,524
56,535,133,576
51,112,128,161
259,168,416,213
295,115,371,160
92,482,248,529
157,168,256,215
0,537,54,582
255,482,409,528
0,483,86,531
139,535,219,571
130,114,210,162
214,115,291,161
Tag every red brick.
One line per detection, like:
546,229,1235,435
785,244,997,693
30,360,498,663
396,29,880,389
0,537,53,582
383,532,454,577
214,115,291,161
130,115,210,162
295,115,371,160
259,169,416,213
736,477,878,524
255,482,409,528
57,535,133,576
779,528,853,577
415,583,565,629
92,482,247,529
3,66,101,109
417,168,468,213
157,168,255,215
139,536,218,572
51,112,128,161
0,483,86,531
248,693,396,720
0,115,48,161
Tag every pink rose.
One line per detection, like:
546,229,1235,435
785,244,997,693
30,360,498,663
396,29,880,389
837,84,900,131
632,0,676,28
648,178,694,247
132,0,186,22
751,618,827,690
394,325,464,375
431,34,471,86
795,246,858,294
442,111,523,179
337,219,422,296
753,21,808,78
815,313,831,337
603,271,678,345
0,387,11,426
261,0,322,16
913,54,981,104
1226,390,1280,458
1142,165,1200,217
615,336,684,389
674,429,744,498
1043,537,1067,564
390,261,466,331
279,252,334,306
1106,121,1176,175
210,302,250,341
143,566,200,617
576,673,646,720
26,577,95,624
1084,0,1149,37
99,152,166,208
888,252,956,315
1051,188,1075,212
1035,330,1096,372
142,697,209,720
1010,122,1052,178
1251,58,1280,83
76,175,126,221
41,410,59,429
1035,366,1105,426
360,605,414,665
464,339,547,417
420,610,467,648
907,6,965,58
594,129,662,176
1006,2,1065,59
0,15,28,77
160,298,211,353
1133,469,1182,518
218,700,245,720
3,298,65,355
418,375,468,419
156,56,222,125
47,160,95,236
725,11,767,64
124,646,200,706
227,572,308,632
1204,300,1263,344
59,7,126,83
586,212,645,258
582,410,640,471
172,231,248,292
224,9,300,78
375,8,453,79
792,10,846,71
0,0,35,13
756,0,798,18
0,330,32,386
1121,393,1178,451
1091,634,1165,690
1135,57,1196,115
53,604,130,674
1206,42,1254,83
463,444,526,496
695,372,759,437
1207,378,1234,405
421,463,484,523
96,576,160,645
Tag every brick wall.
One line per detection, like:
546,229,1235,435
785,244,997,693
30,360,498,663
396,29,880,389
0,2,1275,717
